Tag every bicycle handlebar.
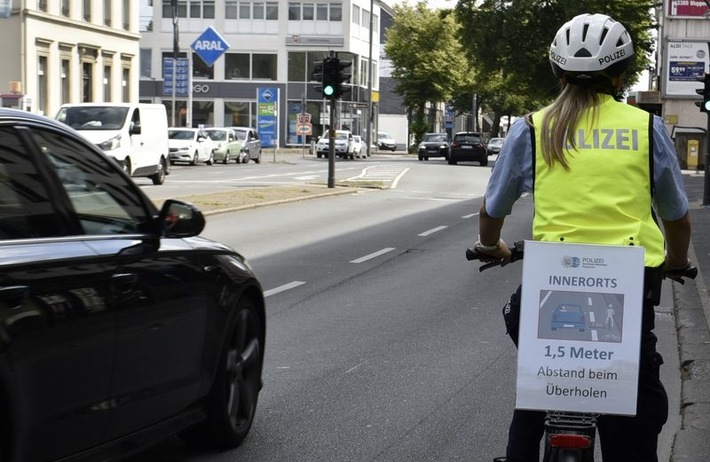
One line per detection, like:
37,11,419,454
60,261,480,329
465,240,525,272
465,240,698,283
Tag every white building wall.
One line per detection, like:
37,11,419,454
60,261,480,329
140,0,382,146
0,0,140,116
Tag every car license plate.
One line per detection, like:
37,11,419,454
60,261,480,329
462,145,473,149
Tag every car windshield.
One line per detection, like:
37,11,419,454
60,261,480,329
489,138,504,146
169,130,196,140
56,106,129,131
206,130,226,141
336,133,349,140
423,134,447,142
233,129,247,140
378,132,391,139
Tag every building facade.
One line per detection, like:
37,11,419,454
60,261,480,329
655,0,710,168
0,0,141,117
139,0,383,148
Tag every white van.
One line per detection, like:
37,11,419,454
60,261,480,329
55,103,170,185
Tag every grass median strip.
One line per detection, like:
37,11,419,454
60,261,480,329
153,184,356,213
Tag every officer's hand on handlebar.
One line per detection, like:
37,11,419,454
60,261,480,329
473,238,512,265
663,258,697,284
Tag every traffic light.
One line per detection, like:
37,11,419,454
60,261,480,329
322,57,339,99
695,73,710,113
335,59,352,98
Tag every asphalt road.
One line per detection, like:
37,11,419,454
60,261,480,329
126,155,682,461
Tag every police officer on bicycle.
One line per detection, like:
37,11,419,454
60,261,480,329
475,13,692,462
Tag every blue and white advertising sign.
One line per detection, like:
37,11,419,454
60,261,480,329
257,87,279,148
664,41,710,97
445,105,455,129
516,241,645,416
191,26,230,67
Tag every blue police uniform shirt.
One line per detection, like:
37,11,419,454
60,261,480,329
484,115,689,222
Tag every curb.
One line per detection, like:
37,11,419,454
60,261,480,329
671,239,710,462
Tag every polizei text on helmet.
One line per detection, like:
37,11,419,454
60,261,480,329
599,49,626,66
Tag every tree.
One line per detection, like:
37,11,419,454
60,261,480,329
454,0,657,121
384,2,472,146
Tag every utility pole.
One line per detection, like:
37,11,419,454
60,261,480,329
171,0,178,126
695,73,710,205
366,0,374,157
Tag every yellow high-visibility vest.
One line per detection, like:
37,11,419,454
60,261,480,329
531,95,665,267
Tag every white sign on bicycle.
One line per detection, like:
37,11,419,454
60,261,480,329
516,240,645,415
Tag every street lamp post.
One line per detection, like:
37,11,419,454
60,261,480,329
366,0,374,157
171,0,178,126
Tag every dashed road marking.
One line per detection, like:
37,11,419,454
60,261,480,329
350,247,396,264
264,281,306,297
418,225,447,237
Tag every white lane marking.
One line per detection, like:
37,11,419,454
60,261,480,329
350,247,396,264
418,225,448,237
591,330,599,341
345,166,376,180
264,281,306,297
390,167,410,189
587,296,593,306
589,312,596,323
540,290,552,307
462,212,479,219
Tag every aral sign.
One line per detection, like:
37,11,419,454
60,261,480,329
191,27,230,67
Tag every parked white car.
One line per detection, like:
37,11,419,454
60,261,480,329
316,130,355,159
352,135,366,158
168,128,215,165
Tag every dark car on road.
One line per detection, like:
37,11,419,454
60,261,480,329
0,108,266,462
417,133,450,161
449,132,488,166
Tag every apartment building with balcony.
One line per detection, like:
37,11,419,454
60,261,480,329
0,0,140,117
139,0,384,147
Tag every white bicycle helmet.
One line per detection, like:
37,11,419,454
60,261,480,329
549,13,634,81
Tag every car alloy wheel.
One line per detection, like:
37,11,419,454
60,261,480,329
181,298,262,449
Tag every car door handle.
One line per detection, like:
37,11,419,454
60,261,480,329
111,273,138,293
0,285,30,308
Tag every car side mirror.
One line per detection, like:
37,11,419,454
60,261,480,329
158,200,205,238
129,121,142,135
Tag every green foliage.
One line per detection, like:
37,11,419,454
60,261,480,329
384,2,473,142
454,0,657,123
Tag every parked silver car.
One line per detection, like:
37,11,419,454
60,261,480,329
230,127,262,163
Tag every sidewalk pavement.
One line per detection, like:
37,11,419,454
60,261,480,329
670,171,710,461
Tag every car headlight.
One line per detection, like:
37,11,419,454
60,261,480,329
440,144,447,149
97,134,121,151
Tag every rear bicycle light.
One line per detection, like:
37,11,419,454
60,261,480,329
548,434,591,449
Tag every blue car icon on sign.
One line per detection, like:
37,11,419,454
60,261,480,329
551,304,586,332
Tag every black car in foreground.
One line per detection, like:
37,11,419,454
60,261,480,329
417,133,450,161
0,108,265,462
449,132,488,166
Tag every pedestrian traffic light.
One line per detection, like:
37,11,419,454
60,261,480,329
335,59,352,98
322,57,339,99
695,73,710,113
